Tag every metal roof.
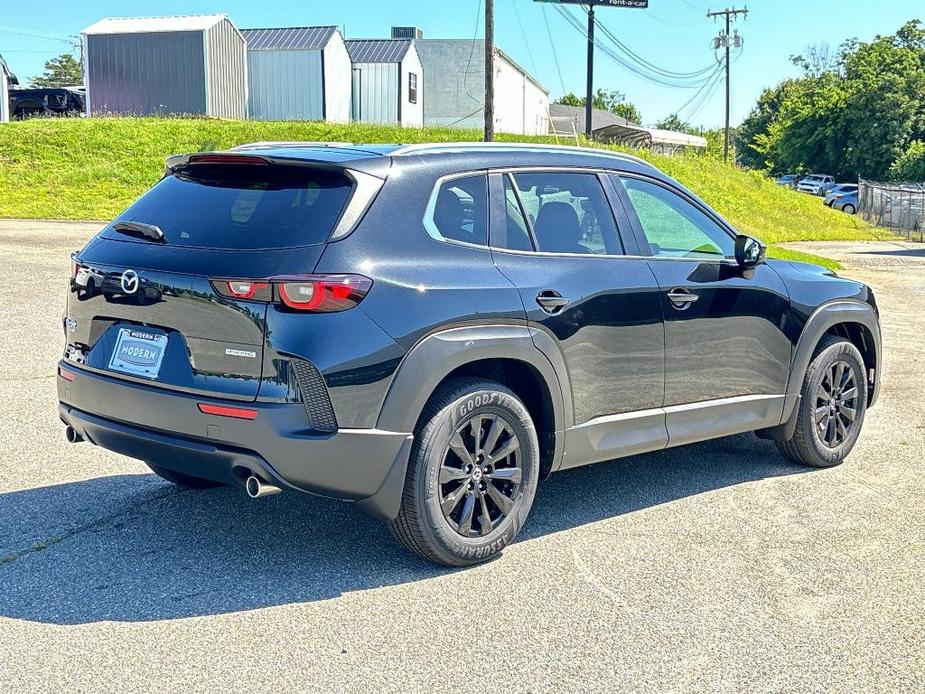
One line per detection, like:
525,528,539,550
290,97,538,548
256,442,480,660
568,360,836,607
82,14,229,35
345,39,413,64
241,26,338,51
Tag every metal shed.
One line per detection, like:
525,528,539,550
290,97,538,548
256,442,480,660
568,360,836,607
0,54,16,123
241,26,351,122
81,14,247,118
345,39,423,127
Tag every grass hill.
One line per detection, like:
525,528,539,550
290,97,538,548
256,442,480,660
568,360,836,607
0,117,888,267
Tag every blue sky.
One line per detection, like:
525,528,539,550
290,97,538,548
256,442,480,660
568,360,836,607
1,0,921,128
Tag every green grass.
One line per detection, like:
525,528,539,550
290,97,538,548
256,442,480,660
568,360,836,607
0,117,890,268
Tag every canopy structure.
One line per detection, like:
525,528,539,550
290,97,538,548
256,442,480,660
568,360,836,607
549,104,707,155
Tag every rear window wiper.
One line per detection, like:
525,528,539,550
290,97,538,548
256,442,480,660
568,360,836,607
112,221,166,243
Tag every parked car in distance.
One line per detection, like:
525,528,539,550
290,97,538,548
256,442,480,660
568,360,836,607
58,142,882,566
833,190,858,214
775,174,798,187
9,87,85,118
825,184,858,206
797,174,836,195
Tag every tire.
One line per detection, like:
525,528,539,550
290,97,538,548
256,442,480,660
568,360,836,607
144,462,224,489
842,203,856,214
388,378,540,567
776,335,867,468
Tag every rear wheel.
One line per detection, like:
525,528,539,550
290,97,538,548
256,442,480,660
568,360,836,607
389,378,539,566
144,462,224,489
776,335,867,468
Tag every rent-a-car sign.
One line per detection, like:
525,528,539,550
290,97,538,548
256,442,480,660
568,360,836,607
534,0,649,8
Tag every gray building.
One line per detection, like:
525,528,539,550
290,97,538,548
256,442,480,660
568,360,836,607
242,26,351,122
81,14,247,118
345,39,423,127
414,37,549,136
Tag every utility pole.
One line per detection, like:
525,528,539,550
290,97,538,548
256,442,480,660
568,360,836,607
707,6,747,163
585,5,595,139
535,1,649,141
484,0,494,142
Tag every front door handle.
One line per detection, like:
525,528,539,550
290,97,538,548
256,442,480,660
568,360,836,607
536,290,570,314
667,288,699,310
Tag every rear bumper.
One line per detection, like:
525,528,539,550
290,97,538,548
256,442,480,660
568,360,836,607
58,362,413,519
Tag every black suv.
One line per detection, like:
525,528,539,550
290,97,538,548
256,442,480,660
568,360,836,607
59,143,881,566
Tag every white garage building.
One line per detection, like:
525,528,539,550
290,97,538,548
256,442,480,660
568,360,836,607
414,36,549,135
241,26,351,122
0,54,16,123
345,39,423,127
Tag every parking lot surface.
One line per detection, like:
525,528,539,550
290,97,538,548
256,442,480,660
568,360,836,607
0,222,922,693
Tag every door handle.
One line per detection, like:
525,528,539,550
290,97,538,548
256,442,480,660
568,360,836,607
536,290,570,314
667,288,699,309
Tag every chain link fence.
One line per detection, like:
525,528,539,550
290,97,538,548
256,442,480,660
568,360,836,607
858,180,925,241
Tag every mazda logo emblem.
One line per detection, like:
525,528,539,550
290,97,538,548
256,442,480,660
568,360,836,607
120,269,139,294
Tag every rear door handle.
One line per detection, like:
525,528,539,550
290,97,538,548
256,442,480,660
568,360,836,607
667,288,699,309
536,290,570,314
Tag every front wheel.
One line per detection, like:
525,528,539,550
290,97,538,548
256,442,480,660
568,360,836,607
842,203,856,214
776,336,867,468
389,378,540,566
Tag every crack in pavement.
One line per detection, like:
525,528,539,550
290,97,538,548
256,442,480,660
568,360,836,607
0,486,183,567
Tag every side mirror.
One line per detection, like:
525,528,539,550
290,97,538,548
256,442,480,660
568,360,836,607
734,234,766,268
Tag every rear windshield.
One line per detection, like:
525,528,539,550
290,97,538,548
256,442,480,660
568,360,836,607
107,164,353,249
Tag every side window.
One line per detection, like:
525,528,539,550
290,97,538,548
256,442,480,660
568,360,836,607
508,172,623,255
424,175,488,246
619,176,735,259
408,73,418,104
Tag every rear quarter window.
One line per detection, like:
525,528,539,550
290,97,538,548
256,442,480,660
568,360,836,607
106,165,353,250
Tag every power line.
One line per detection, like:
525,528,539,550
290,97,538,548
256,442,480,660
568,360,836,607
510,0,538,76
541,3,567,95
553,5,717,89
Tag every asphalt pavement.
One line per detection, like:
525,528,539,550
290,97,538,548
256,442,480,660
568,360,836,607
0,222,922,693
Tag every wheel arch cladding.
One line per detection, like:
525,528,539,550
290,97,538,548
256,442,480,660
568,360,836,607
760,299,881,441
375,325,567,478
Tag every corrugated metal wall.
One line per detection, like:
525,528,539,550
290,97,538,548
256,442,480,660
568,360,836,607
351,63,398,123
206,19,247,119
86,31,207,115
248,50,324,120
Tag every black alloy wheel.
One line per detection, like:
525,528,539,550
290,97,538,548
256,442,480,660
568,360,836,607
438,412,523,537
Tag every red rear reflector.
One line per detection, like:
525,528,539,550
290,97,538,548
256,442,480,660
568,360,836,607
59,367,76,382
197,403,259,420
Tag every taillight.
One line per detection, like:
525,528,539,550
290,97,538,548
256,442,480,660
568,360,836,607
70,252,80,279
277,275,372,312
209,274,371,313
226,280,271,300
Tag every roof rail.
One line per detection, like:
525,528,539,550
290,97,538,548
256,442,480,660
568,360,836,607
389,141,651,166
230,141,359,151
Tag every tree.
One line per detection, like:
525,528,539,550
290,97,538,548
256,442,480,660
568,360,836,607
890,140,925,181
654,114,701,136
735,20,925,179
31,53,82,88
555,88,642,124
